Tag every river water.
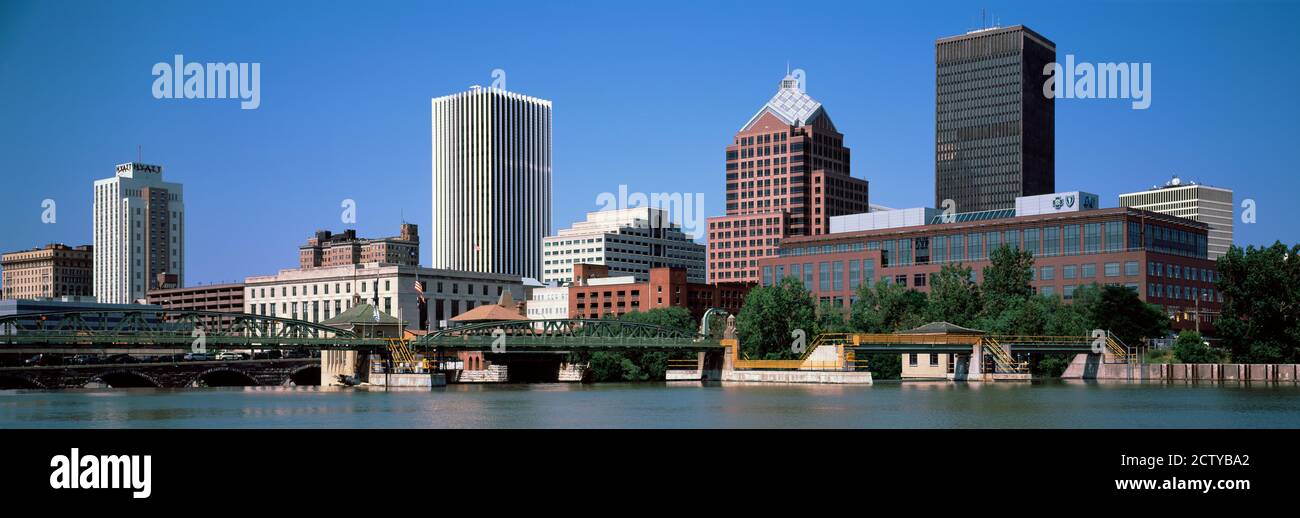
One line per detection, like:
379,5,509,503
3,381,1299,428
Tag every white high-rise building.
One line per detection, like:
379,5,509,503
93,162,185,303
542,207,707,285
1120,175,1234,259
431,86,552,280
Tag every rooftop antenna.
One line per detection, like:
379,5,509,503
137,144,142,162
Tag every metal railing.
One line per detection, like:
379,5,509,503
980,336,1028,374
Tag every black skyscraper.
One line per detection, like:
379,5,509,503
935,25,1055,213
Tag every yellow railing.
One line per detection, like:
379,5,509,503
386,339,417,364
733,333,866,371
980,336,1028,374
850,333,982,346
1106,334,1131,363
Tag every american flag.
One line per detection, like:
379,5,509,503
414,280,425,303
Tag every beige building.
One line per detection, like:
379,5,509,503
1,244,93,299
245,264,522,331
1120,175,1233,259
902,353,953,379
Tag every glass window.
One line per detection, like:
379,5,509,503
1040,265,1055,280
833,262,844,292
898,239,913,266
1043,226,1060,256
1125,261,1139,277
1064,225,1081,254
1105,221,1123,252
1063,264,1077,280
986,232,1001,254
1024,228,1040,256
1084,223,1101,253
849,261,860,290
932,235,948,263
1081,263,1096,278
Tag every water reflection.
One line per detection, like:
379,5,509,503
1,381,1299,429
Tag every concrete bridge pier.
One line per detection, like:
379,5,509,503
321,350,369,386
949,343,987,382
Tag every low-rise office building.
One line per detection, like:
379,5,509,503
758,197,1220,333
1120,176,1233,259
543,207,706,285
526,285,569,320
567,264,750,321
244,264,522,331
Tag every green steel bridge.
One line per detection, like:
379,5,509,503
412,318,719,352
0,310,720,354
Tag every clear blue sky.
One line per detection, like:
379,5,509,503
1,0,1297,285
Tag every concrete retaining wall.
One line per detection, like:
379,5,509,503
722,370,873,384
369,372,447,388
1062,354,1300,381
454,365,508,383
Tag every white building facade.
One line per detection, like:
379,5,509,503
93,162,185,304
1120,177,1233,259
542,207,706,285
244,264,523,331
431,86,552,280
526,285,569,320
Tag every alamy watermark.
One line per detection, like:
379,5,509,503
152,54,260,109
595,185,706,239
1044,54,1151,110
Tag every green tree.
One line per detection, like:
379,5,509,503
579,308,698,382
735,277,818,360
849,281,928,333
848,281,926,380
618,306,696,335
817,302,853,333
925,263,982,326
864,352,902,380
1216,242,1300,363
1172,331,1227,364
1086,284,1169,347
981,245,1035,306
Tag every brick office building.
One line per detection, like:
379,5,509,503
299,224,419,270
568,264,750,321
757,203,1221,333
707,73,870,284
